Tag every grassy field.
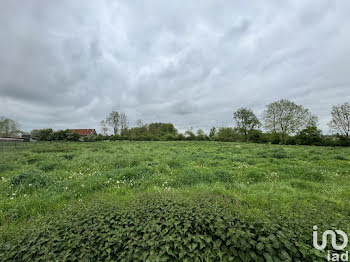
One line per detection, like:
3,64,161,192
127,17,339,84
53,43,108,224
0,141,350,261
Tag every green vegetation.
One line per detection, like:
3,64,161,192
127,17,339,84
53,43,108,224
1,141,350,260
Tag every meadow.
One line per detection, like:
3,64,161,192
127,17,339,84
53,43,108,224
0,141,350,261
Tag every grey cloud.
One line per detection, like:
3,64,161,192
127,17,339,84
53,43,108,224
0,0,350,133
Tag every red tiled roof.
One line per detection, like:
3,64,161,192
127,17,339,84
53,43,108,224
68,129,96,136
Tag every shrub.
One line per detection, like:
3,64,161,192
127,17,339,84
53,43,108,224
268,132,281,144
176,133,186,141
216,127,239,142
66,131,80,141
30,128,53,141
83,135,97,142
285,136,297,145
248,130,268,143
0,193,325,261
295,126,323,145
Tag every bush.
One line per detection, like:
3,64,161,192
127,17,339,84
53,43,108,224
66,131,80,141
110,135,120,141
0,193,325,261
216,127,239,142
83,135,97,142
295,126,323,145
176,133,186,141
285,136,296,145
30,129,53,141
247,130,268,143
268,132,281,144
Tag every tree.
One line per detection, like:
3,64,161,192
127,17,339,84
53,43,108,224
31,129,53,141
101,111,122,135
136,119,144,128
148,123,177,137
328,102,350,139
263,99,315,144
120,113,128,136
106,111,120,135
184,130,196,140
196,129,206,140
66,131,80,141
209,127,217,139
216,127,239,142
100,120,109,136
296,126,323,145
233,108,260,142
0,117,19,137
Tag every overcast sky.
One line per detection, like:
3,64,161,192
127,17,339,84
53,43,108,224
1,0,349,133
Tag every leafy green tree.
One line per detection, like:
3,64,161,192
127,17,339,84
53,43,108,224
247,129,267,143
209,127,217,139
328,102,350,139
184,130,196,140
196,129,206,140
296,126,323,145
176,133,186,141
267,132,281,144
148,123,177,137
233,108,261,142
66,131,80,141
52,130,67,141
31,129,54,141
216,127,239,142
263,99,316,144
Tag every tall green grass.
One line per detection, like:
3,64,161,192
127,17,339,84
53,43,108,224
0,141,349,259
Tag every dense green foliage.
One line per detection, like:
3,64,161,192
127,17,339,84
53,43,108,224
31,129,80,141
30,125,350,147
0,193,329,261
0,141,349,260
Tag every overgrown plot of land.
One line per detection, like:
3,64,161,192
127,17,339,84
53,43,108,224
0,142,349,261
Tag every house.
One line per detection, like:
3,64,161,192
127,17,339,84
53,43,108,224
68,129,97,137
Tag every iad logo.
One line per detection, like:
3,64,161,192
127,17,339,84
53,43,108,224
313,225,349,261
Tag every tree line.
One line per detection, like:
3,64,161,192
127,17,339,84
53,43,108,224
2,99,349,146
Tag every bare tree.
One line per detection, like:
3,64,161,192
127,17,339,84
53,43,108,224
120,113,128,135
136,119,144,128
233,108,261,141
328,102,350,139
101,111,120,135
100,120,109,136
264,99,315,144
0,117,19,137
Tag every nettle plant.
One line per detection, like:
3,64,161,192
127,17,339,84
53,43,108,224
1,193,324,262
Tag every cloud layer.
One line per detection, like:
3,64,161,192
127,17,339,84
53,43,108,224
1,0,350,133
